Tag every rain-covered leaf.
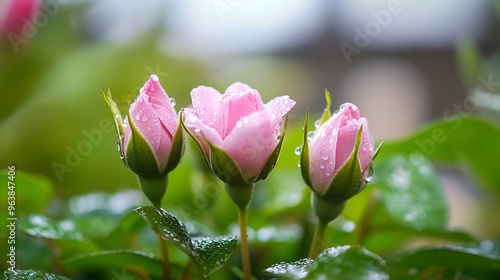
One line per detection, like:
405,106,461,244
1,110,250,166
20,214,83,241
62,250,164,278
390,242,500,280
133,206,238,278
379,117,500,190
263,258,312,279
263,246,388,279
4,269,70,280
191,236,238,277
374,155,448,231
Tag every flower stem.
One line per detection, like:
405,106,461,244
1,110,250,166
157,234,171,280
238,207,252,280
308,221,328,259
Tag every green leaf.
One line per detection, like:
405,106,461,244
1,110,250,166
322,126,363,202
390,244,500,280
263,258,312,279
4,270,70,280
20,214,83,241
319,89,332,125
375,155,448,231
133,206,238,278
0,170,53,216
257,116,289,181
264,246,388,279
300,111,311,187
206,141,246,186
126,114,162,178
191,236,238,277
308,246,388,279
62,250,164,278
378,117,500,191
133,206,194,255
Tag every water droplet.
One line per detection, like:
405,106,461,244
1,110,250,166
147,127,151,131
169,98,176,106
319,163,325,169
117,143,121,151
236,121,243,128
188,114,197,123
297,161,301,168
307,131,314,140
152,75,159,82
243,117,249,124
365,165,374,183
276,134,281,140
114,114,120,119
135,114,141,121
314,119,321,128
320,150,329,160
194,128,201,133
142,115,148,122
199,107,206,115
339,104,346,111
294,146,302,155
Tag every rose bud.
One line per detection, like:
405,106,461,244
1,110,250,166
103,74,184,207
182,82,295,187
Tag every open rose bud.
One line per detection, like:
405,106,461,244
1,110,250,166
103,75,184,207
182,82,295,187
301,91,377,204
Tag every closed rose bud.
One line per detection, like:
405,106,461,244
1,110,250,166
182,82,295,188
103,74,184,207
301,92,377,204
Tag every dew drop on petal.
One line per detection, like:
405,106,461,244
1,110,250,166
135,114,141,121
314,119,321,128
152,75,159,82
319,163,325,169
365,165,374,183
169,98,176,106
236,121,243,128
194,128,201,133
307,131,314,140
294,146,302,155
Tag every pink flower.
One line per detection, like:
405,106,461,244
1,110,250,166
183,82,295,184
104,74,184,179
302,102,375,201
0,0,40,36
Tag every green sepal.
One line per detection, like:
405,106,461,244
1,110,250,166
137,174,168,208
225,183,255,211
102,89,126,164
311,192,346,225
257,116,289,181
373,141,384,161
319,89,332,125
102,89,125,137
322,125,364,202
300,111,312,187
165,111,185,174
206,141,247,186
126,115,161,178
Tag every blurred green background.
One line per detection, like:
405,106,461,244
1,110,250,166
1,0,500,279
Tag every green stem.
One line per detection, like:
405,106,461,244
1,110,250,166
308,221,328,259
225,183,254,280
181,259,194,280
238,207,251,280
158,234,171,280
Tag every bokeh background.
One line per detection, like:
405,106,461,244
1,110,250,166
1,0,500,278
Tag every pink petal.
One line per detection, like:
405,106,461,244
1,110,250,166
183,108,223,156
265,95,296,131
141,75,178,137
334,119,362,176
224,82,253,95
222,111,278,180
357,118,374,173
308,116,341,194
221,90,264,137
190,86,224,136
129,95,161,152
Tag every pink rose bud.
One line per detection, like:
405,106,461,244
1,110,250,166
301,92,377,203
183,82,296,186
103,75,184,207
